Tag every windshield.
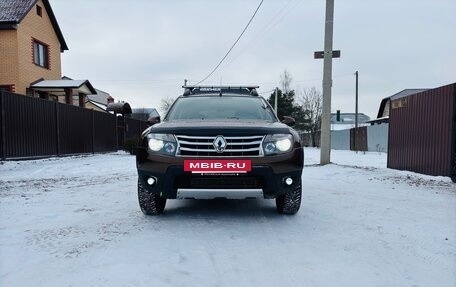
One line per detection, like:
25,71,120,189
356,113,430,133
166,96,277,121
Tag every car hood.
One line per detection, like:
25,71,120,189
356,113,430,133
147,120,291,136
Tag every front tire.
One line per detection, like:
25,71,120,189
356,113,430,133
275,179,302,214
138,178,166,215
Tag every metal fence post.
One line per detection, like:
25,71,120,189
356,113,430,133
115,114,119,151
0,91,6,160
55,102,60,156
452,84,456,181
92,109,95,154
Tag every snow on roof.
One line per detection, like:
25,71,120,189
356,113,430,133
390,89,429,100
31,79,87,88
86,100,107,111
62,76,111,102
87,89,112,105
31,79,96,95
330,113,370,124
331,123,370,131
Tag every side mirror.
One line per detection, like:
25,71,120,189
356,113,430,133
281,116,295,127
148,116,161,126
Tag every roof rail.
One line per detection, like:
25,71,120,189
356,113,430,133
182,86,259,97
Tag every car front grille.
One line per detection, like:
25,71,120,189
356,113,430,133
175,135,264,157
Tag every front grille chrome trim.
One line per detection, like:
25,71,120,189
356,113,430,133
226,140,262,146
179,147,261,153
177,140,213,145
175,134,265,157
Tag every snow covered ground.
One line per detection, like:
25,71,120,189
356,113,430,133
0,149,455,287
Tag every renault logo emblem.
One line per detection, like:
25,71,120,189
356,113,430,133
213,136,227,153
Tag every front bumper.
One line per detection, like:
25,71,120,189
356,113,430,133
136,147,303,199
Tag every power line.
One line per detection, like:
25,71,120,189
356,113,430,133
194,0,264,85
219,0,301,73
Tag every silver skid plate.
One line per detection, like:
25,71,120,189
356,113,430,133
176,189,263,200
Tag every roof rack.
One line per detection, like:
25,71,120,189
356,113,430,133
182,86,259,97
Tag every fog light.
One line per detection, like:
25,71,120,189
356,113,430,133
147,177,156,186
284,177,293,186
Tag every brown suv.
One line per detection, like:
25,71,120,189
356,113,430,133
136,86,304,215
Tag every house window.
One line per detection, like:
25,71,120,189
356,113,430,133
36,5,42,16
33,40,49,68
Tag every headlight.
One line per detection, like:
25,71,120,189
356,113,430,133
147,134,177,155
262,134,293,155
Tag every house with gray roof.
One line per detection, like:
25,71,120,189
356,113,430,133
330,112,370,131
61,76,114,111
0,0,69,96
86,89,115,112
0,0,108,108
0,1,140,158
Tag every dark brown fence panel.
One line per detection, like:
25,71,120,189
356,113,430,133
125,117,148,141
388,83,455,178
0,92,4,159
93,111,117,152
452,88,456,181
58,103,94,154
1,91,148,159
116,116,125,149
350,127,367,151
1,91,57,158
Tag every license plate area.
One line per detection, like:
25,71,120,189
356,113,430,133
184,159,251,174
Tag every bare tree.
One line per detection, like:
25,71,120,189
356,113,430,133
297,87,322,147
160,96,176,115
280,70,293,94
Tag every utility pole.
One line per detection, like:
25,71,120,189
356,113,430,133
320,0,335,165
354,71,359,151
274,87,278,116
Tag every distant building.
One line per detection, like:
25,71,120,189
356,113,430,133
130,108,160,121
86,89,114,112
60,76,114,111
330,113,370,131
0,0,104,108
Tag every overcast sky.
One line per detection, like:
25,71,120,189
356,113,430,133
51,0,455,118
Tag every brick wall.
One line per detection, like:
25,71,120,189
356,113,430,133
16,0,62,95
0,30,19,91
